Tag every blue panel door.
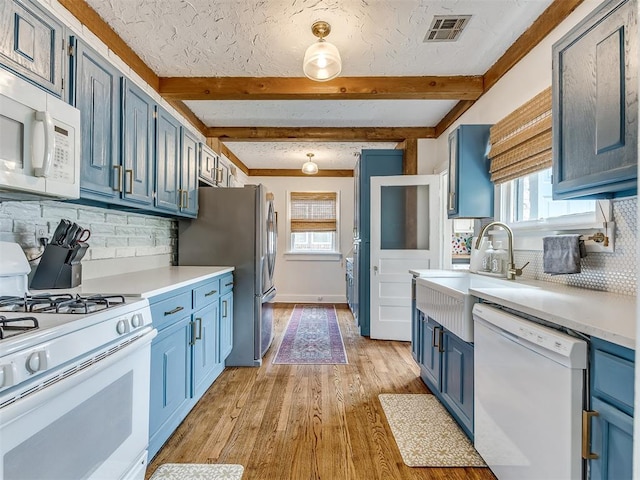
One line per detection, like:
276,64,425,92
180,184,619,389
220,291,234,360
590,397,633,480
121,78,154,206
0,0,65,96
419,316,441,390
149,318,191,451
71,37,120,202
192,304,219,398
180,129,199,217
441,331,474,437
155,107,181,213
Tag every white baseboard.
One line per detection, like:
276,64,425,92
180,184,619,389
274,294,346,304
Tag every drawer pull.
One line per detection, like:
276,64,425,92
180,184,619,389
224,282,233,287
204,289,218,297
582,410,599,460
164,306,184,316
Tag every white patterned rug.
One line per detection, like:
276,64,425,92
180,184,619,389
379,394,486,467
149,464,244,480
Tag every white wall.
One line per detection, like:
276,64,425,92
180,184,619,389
250,176,354,304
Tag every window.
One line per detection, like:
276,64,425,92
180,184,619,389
288,191,339,254
505,168,595,224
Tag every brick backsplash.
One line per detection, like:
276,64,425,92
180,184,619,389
514,197,637,296
0,201,177,264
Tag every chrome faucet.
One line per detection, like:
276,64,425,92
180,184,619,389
474,221,528,280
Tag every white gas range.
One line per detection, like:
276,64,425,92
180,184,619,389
0,242,156,480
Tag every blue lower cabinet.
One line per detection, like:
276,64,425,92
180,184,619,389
589,397,633,480
416,313,474,439
148,276,233,460
441,332,474,436
192,303,222,399
588,337,634,479
148,316,191,458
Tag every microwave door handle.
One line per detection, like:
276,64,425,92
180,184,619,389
33,111,55,177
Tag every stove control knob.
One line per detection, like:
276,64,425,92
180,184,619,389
116,320,129,335
0,364,15,388
26,351,48,374
131,313,143,328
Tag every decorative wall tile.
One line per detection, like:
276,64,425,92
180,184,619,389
515,198,637,296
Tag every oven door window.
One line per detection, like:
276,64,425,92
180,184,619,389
1,341,151,480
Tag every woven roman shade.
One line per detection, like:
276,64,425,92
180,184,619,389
290,192,337,232
488,87,552,184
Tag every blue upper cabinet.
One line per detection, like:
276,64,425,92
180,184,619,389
180,129,199,217
155,107,182,214
552,0,637,199
121,78,154,207
0,0,65,96
447,125,493,218
70,37,120,202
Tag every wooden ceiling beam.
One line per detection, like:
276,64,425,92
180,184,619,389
249,169,353,178
206,127,435,142
158,76,484,101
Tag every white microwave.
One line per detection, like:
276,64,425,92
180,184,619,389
0,69,80,200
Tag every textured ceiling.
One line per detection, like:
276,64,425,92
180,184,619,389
85,0,555,170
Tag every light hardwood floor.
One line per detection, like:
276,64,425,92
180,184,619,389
146,304,496,480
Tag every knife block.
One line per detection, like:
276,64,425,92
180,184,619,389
30,244,82,289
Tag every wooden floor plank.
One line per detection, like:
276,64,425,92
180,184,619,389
146,304,496,480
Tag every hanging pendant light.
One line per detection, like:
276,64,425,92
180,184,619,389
301,153,319,175
303,21,342,82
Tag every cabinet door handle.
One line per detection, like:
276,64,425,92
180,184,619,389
195,317,202,340
178,189,185,208
190,320,197,346
438,328,445,353
582,410,599,460
182,190,188,209
113,165,123,192
125,169,133,194
204,289,217,297
448,192,455,210
164,306,184,316
432,326,440,348
222,300,228,318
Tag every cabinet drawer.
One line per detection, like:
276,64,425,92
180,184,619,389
592,347,635,415
220,274,234,295
151,291,192,330
193,278,220,310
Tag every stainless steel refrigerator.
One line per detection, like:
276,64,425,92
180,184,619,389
178,185,277,366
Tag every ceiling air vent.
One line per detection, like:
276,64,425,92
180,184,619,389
424,15,471,42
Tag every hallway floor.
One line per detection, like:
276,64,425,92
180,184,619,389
146,304,496,480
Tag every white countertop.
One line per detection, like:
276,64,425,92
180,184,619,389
77,266,234,298
418,273,636,349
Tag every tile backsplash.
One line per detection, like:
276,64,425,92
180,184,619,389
514,197,637,296
0,201,177,267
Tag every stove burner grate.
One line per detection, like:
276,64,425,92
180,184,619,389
0,294,126,314
0,315,39,339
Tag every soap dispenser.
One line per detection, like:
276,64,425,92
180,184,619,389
482,241,495,272
491,241,508,276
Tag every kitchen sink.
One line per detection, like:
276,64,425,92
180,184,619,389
415,273,529,341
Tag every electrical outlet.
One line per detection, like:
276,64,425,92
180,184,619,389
35,223,49,239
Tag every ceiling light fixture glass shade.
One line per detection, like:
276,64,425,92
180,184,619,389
303,21,342,82
302,153,319,174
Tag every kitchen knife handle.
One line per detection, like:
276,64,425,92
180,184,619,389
113,165,123,192
125,169,133,194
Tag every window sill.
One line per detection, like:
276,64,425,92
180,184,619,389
283,252,343,261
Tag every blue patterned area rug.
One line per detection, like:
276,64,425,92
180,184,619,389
273,305,348,364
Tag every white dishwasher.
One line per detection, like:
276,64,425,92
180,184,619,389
472,303,587,480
